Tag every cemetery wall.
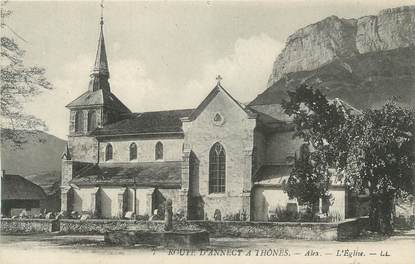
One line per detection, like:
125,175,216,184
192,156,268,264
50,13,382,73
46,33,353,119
0,218,59,233
1,217,367,240
59,219,165,234
337,216,369,240
59,217,368,241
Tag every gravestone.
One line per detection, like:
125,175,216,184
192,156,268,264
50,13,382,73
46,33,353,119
55,211,65,220
105,198,209,247
45,212,53,219
80,214,90,221
124,211,135,219
214,209,221,221
70,211,79,219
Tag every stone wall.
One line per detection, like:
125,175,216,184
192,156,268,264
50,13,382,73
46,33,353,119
253,187,297,221
72,186,99,213
69,108,103,135
58,218,368,241
252,186,346,221
98,137,184,163
59,219,164,234
182,87,256,218
1,217,367,241
157,188,182,214
337,216,369,241
68,136,98,163
0,219,59,233
186,220,339,240
253,129,266,175
71,186,156,218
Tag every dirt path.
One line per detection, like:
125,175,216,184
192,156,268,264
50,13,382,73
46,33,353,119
0,230,414,264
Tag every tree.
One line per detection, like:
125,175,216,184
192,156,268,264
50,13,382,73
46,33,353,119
282,84,415,234
341,101,414,234
284,143,332,208
1,1,53,147
281,84,347,209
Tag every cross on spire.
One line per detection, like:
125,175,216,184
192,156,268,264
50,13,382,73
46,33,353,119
100,0,104,25
216,75,223,85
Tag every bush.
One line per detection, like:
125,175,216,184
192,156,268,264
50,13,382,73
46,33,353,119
298,208,317,222
223,210,248,221
136,214,149,221
173,210,186,222
274,206,300,222
269,206,318,222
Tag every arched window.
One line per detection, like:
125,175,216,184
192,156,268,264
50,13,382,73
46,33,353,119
129,143,137,161
105,144,113,161
74,111,84,132
155,141,163,160
209,142,226,193
87,110,97,132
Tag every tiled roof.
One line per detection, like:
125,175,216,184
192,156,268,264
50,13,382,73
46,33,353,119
188,85,256,121
248,104,293,123
66,89,130,113
254,165,344,187
70,161,182,188
254,164,292,186
248,99,360,131
248,104,294,131
91,109,194,136
1,174,47,200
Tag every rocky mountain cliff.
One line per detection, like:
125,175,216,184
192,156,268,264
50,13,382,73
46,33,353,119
267,6,415,86
250,47,415,108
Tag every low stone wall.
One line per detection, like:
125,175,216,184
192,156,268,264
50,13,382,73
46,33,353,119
59,218,368,241
59,219,165,234
183,221,339,240
394,215,415,229
0,218,59,233
1,218,368,240
337,217,369,241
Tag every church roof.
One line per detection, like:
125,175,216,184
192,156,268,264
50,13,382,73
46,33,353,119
254,164,345,187
248,104,293,123
70,161,182,188
253,164,292,186
247,98,360,131
66,89,130,112
90,109,194,137
187,84,257,121
1,174,47,200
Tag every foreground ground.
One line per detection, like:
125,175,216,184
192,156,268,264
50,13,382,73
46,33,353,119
0,230,414,264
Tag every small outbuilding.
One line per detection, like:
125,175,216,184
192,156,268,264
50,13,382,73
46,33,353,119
1,173,47,217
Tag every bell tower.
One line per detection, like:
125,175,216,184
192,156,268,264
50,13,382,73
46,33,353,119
64,8,131,162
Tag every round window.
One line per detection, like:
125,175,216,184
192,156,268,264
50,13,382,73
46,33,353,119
213,113,225,126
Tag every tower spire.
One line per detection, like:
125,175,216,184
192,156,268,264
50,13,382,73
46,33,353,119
88,0,110,92
92,0,108,77
100,0,104,22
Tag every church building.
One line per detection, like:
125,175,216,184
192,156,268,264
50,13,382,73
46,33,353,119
60,16,351,221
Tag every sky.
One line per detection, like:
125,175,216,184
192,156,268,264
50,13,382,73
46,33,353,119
5,0,415,139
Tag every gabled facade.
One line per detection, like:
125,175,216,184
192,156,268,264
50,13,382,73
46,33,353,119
181,84,257,219
60,17,353,221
